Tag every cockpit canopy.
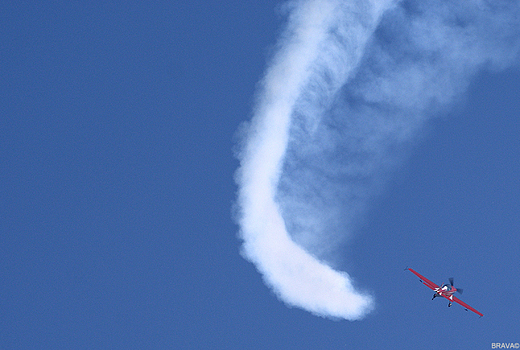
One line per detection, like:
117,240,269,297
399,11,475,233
441,283,452,291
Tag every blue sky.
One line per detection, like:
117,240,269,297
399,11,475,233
1,1,519,349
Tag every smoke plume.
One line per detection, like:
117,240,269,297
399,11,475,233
234,0,520,320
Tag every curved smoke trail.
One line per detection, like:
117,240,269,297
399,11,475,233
235,0,520,320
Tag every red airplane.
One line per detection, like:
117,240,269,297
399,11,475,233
406,267,483,317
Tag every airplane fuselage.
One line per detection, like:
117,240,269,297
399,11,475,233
433,285,457,303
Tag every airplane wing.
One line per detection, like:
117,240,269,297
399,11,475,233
406,268,439,291
451,296,483,317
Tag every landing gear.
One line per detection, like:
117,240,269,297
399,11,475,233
448,302,452,307
432,294,436,300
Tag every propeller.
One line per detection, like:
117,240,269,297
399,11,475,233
448,277,463,294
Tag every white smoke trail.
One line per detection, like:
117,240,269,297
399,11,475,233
235,0,520,320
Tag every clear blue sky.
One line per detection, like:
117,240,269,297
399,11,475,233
1,1,519,349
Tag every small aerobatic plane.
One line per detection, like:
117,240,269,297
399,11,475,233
406,267,483,317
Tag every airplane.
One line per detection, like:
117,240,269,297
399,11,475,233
406,267,483,317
